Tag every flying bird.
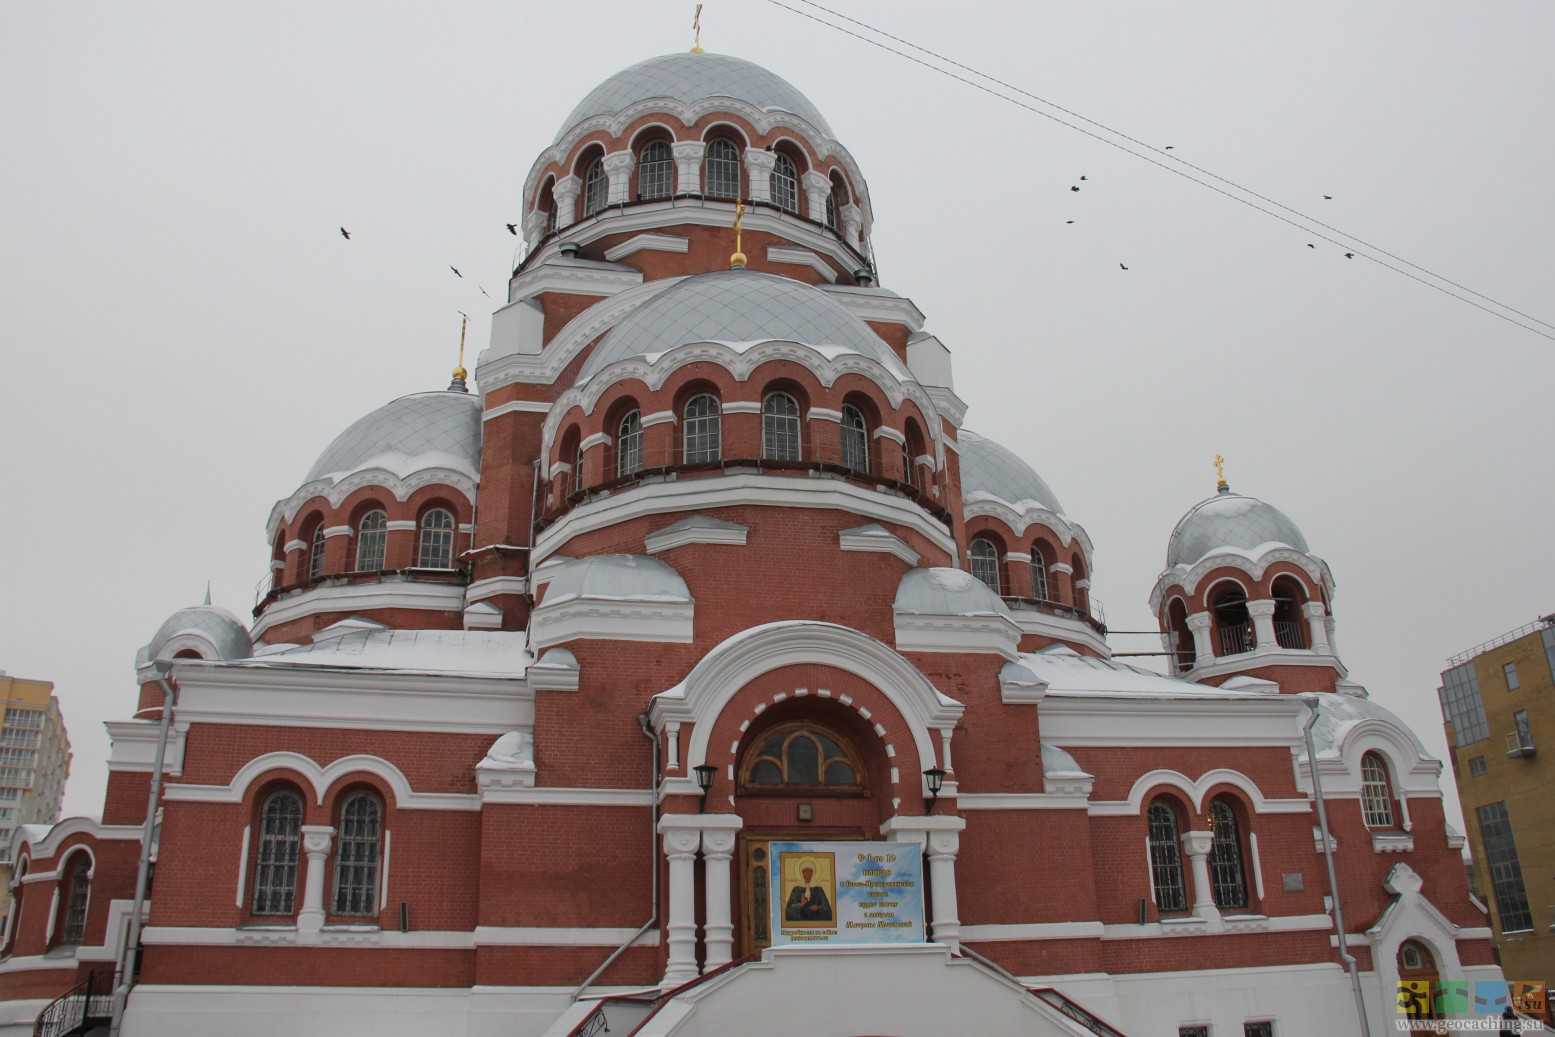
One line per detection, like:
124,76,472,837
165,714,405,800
505,223,518,236
1119,263,1129,271
1070,185,1080,192
1065,220,1075,224
1307,243,1316,249
339,227,350,240
1079,175,1088,181
1323,195,1333,200
479,285,492,298
450,266,463,278
1164,145,1175,150
1344,252,1355,259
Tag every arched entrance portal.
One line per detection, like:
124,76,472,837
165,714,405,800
1396,939,1440,1020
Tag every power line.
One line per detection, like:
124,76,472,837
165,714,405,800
764,0,1555,344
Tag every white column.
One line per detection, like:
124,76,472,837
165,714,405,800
801,170,830,223
1181,830,1221,926
298,825,336,934
743,148,776,203
672,141,704,195
1186,611,1214,665
603,150,635,206
882,815,965,952
701,820,742,970
523,210,547,249
1304,601,1332,654
658,818,701,986
1247,598,1277,650
840,203,864,249
552,175,582,231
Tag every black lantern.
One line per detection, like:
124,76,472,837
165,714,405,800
923,767,947,814
693,764,717,813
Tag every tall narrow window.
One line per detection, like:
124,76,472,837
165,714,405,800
840,404,869,472
770,152,799,213
332,792,382,916
308,526,327,580
1030,550,1050,602
1147,800,1187,912
1208,798,1248,909
583,158,608,217
1504,662,1520,690
969,538,1001,594
825,190,837,229
59,854,90,945
1360,752,1395,828
354,509,387,571
253,789,303,915
1477,801,1533,932
900,441,916,490
683,394,721,464
762,392,801,461
637,140,673,200
704,139,741,199
417,508,456,569
617,410,643,477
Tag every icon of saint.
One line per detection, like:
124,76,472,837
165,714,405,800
784,861,833,922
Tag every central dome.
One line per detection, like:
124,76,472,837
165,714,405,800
579,271,909,381
1166,490,1309,568
557,52,833,142
303,391,481,486
957,430,1066,515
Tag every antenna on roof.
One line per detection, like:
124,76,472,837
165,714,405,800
449,313,470,393
691,3,704,53
1214,453,1229,494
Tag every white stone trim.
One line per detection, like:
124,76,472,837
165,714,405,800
385,520,417,531
474,926,662,947
893,612,1022,661
530,598,694,650
483,400,551,421
956,793,1091,811
1151,547,1336,614
603,233,690,262
465,576,530,604
266,469,476,544
579,431,611,452
1101,912,1331,940
872,425,906,445
251,578,467,639
1005,608,1110,657
1087,767,1313,816
806,407,843,423
106,719,186,777
959,921,1104,942
645,519,748,554
476,787,654,807
766,246,837,282
142,925,476,949
12,819,141,862
639,409,676,428
1041,692,1308,749
962,497,1094,560
721,400,761,414
162,751,483,811
1185,649,1348,683
838,524,920,566
322,525,352,538
505,258,643,306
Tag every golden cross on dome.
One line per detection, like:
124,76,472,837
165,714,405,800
691,3,704,54
730,200,747,269
1214,453,1228,493
449,312,470,392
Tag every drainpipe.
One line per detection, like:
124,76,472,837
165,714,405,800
109,667,177,1036
1300,694,1372,1037
570,712,660,1001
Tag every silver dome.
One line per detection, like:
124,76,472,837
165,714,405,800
141,605,252,665
1302,690,1430,761
557,52,833,142
304,391,481,485
957,430,1065,515
579,271,909,381
1166,490,1309,568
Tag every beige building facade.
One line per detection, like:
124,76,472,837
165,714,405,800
0,674,71,912
1439,616,1555,994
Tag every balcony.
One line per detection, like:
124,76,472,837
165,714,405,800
253,566,469,617
1002,595,1108,638
1273,618,1308,650
1505,730,1536,759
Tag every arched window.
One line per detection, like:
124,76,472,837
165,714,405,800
683,394,721,464
1210,582,1254,655
616,409,643,477
252,789,303,915
970,538,1001,594
762,392,801,461
1208,798,1248,909
770,152,799,214
416,508,456,569
637,140,673,200
308,525,327,581
58,853,91,946
825,190,837,230
1166,598,1194,673
1146,800,1187,913
332,792,382,916
1360,751,1395,828
704,138,741,199
840,404,869,472
740,722,863,790
900,441,916,490
1271,575,1309,649
1030,549,1050,602
583,158,608,217
354,509,387,572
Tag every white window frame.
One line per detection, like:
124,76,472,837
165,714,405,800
1030,549,1050,602
761,392,802,462
969,538,1001,594
354,509,388,572
416,508,456,569
583,158,608,217
332,791,383,917
308,526,326,580
704,139,741,199
617,410,643,477
1504,662,1520,690
1359,752,1395,828
252,789,303,916
770,152,800,214
637,140,674,200
683,394,721,464
840,404,869,472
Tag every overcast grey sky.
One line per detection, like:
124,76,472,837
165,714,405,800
2,2,1551,831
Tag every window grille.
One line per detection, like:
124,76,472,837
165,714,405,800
1030,551,1050,601
1208,798,1248,909
638,141,673,200
252,790,303,915
741,723,862,789
761,392,801,461
583,158,608,217
1360,752,1395,827
616,410,643,477
825,190,837,229
308,527,327,580
332,793,382,916
1244,1024,1275,1037
417,508,455,569
840,405,869,472
354,509,387,571
1468,755,1487,777
1147,802,1187,912
770,152,799,214
969,538,1001,594
1438,662,1489,746
683,395,721,463
1400,941,1427,970
60,856,89,945
703,139,741,199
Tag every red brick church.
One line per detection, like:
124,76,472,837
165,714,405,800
0,47,1497,1037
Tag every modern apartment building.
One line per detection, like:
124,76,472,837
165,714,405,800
0,674,71,910
1438,615,1555,992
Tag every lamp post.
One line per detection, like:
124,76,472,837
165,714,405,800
922,767,946,814
693,763,717,813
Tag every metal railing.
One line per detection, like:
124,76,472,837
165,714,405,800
1216,623,1255,656
1028,987,1129,1036
1447,615,1555,667
1001,596,1108,637
34,975,110,1037
1273,619,1308,650
253,565,468,617
1505,730,1537,758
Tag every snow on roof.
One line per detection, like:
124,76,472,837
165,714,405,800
894,567,1010,618
1299,688,1433,762
139,604,253,666
1041,742,1089,778
238,629,531,678
654,514,747,535
1018,645,1267,699
541,554,691,605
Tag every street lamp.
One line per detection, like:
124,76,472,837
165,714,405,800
694,764,717,813
922,767,946,814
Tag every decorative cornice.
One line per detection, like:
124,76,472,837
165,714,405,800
766,246,837,283
963,497,1094,560
645,517,749,554
838,524,920,567
604,233,690,263
893,611,1022,662
265,468,476,544
530,597,694,650
252,578,467,640
1149,547,1336,614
